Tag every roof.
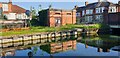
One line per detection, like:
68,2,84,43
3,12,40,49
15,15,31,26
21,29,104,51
39,8,74,12
0,2,26,14
11,5,26,14
76,1,117,12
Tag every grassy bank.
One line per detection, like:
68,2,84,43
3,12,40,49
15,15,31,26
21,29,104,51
0,24,101,36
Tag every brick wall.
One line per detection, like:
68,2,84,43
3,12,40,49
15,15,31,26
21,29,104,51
118,5,120,12
48,9,76,27
103,9,120,25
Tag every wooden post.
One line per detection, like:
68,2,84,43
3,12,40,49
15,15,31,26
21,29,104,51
22,36,24,46
47,34,49,42
39,34,41,43
11,37,14,47
1,39,3,48
30,35,33,44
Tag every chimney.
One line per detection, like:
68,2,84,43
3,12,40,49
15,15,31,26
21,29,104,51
98,0,101,2
8,0,12,12
74,5,78,9
105,0,108,2
9,0,12,3
118,0,120,5
98,0,108,2
85,1,88,6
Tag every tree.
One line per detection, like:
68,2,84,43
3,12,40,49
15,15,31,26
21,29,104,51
30,6,37,19
3,15,7,20
38,4,42,11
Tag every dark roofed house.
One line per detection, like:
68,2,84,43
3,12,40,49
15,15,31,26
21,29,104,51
76,0,119,24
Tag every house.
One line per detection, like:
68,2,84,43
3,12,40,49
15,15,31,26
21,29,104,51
38,6,76,27
0,0,30,31
0,0,28,20
103,2,120,25
76,0,119,24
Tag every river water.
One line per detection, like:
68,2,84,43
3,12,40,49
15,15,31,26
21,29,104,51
0,34,120,58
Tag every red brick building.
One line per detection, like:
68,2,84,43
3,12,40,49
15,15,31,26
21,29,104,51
118,1,120,12
103,1,120,25
38,6,76,27
76,0,119,24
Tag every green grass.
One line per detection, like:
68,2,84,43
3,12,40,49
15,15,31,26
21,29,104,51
0,24,102,36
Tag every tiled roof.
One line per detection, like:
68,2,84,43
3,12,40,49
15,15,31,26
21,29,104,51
77,2,117,12
12,5,26,14
76,6,86,12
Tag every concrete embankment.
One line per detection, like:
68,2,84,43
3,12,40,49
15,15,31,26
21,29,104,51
0,30,79,48
0,28,98,48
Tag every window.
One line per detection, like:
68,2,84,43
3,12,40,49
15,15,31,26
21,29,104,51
67,13,71,15
16,14,22,19
82,10,85,16
85,16,93,22
2,4,8,11
96,7,105,13
8,13,16,20
55,13,60,15
109,6,116,13
86,9,93,14
95,15,103,23
76,13,80,17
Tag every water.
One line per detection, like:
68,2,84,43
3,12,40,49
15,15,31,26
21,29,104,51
0,35,120,58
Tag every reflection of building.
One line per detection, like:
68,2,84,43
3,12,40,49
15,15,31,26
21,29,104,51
97,48,110,52
1,51,15,56
40,40,76,54
38,6,76,27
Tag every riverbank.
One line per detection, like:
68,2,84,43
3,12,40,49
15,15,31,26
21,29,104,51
0,24,100,37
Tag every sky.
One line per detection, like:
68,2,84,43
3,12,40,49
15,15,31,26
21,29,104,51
0,0,119,11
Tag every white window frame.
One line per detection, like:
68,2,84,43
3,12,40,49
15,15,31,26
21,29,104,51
82,10,85,16
109,6,116,13
86,9,93,14
2,4,8,11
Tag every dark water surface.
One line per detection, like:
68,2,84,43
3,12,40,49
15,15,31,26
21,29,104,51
0,34,120,58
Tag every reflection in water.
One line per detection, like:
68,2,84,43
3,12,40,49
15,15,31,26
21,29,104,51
0,35,119,57
40,40,76,54
28,51,33,58
78,35,120,52
1,51,15,57
97,48,110,52
98,48,103,52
